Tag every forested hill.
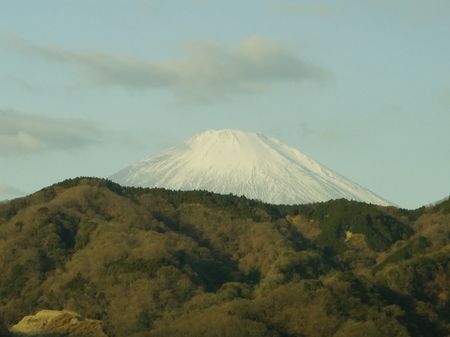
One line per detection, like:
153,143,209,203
0,178,448,337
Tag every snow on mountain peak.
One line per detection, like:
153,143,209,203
110,129,390,206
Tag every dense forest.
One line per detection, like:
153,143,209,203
0,178,448,337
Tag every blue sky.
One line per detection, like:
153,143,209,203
0,0,449,208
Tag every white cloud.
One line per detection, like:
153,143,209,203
5,34,330,101
0,110,101,156
0,131,41,154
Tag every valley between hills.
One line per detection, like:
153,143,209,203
0,178,449,337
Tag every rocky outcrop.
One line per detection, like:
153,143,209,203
10,310,107,337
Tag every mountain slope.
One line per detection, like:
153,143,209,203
0,178,448,337
111,129,389,205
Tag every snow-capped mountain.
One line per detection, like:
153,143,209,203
110,129,390,205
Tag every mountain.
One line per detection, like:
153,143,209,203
0,178,448,337
111,129,390,205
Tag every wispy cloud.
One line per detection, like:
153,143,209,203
0,110,101,156
0,182,24,199
5,34,330,101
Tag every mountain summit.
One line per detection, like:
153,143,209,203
111,129,389,205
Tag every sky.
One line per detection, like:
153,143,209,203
0,0,449,209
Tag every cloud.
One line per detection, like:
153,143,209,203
0,110,101,156
5,34,330,101
0,183,24,199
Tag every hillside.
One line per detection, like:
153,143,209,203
0,178,448,337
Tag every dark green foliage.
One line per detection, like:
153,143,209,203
432,196,450,214
284,199,413,251
31,213,80,266
397,206,426,222
0,197,28,221
376,237,430,270
0,264,27,299
105,256,176,277
59,273,108,319
75,221,98,250
0,316,11,337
